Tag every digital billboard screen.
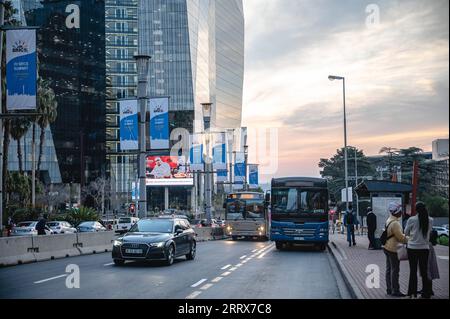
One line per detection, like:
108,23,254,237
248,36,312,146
146,156,194,186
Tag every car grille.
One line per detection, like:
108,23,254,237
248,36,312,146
121,243,149,258
282,228,316,237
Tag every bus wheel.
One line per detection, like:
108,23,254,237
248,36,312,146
231,236,238,241
275,241,283,250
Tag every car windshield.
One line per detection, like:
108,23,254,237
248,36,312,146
119,218,131,223
272,188,327,214
47,222,60,227
226,199,265,220
79,222,95,227
129,219,173,233
17,222,36,227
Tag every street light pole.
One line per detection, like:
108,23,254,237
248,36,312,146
329,75,349,214
134,55,151,219
0,0,5,236
202,103,213,224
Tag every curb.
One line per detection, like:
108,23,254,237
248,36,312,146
328,241,365,299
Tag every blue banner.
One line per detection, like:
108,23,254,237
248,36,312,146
149,97,170,150
190,134,204,171
234,152,246,184
6,29,37,111
217,169,228,183
249,165,259,188
212,132,227,170
119,99,138,151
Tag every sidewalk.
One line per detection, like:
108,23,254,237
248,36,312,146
329,232,449,299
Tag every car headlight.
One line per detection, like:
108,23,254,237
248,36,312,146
151,242,165,248
113,240,123,247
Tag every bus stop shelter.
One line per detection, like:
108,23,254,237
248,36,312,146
355,180,413,249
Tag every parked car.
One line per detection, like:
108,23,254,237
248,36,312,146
433,226,449,239
103,219,119,231
11,221,53,236
77,221,107,232
442,224,449,230
47,221,77,234
116,217,139,234
112,216,196,266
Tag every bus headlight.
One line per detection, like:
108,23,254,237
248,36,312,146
259,226,265,232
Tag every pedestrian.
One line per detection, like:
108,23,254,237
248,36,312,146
35,214,48,236
383,202,408,297
366,207,377,250
404,202,433,299
6,216,14,237
344,204,356,247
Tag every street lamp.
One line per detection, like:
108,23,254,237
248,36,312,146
134,54,151,219
329,75,350,214
202,103,213,224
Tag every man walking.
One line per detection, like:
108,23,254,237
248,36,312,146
367,207,377,250
344,204,356,247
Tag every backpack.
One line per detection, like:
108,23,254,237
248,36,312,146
380,221,395,245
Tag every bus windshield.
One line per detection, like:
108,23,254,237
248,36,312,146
272,188,327,214
226,199,265,220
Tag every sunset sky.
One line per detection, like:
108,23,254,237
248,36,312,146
242,0,449,182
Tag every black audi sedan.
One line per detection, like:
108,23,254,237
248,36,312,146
112,216,196,266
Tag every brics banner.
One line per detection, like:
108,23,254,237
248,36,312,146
190,133,204,171
249,164,259,188
234,152,246,184
212,132,227,170
149,97,170,150
6,29,37,111
119,99,138,151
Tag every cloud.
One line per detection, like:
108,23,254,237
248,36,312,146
242,0,449,182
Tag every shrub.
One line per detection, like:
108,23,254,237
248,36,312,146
62,207,99,227
438,236,449,246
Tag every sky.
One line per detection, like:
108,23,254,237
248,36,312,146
241,0,449,182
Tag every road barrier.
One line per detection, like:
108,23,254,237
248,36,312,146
0,236,35,266
0,231,116,267
194,227,228,241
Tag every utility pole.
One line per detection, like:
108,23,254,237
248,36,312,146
0,0,5,236
31,124,36,208
202,103,213,224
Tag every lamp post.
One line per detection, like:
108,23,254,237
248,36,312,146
134,54,151,219
0,0,5,236
329,75,350,214
202,102,213,224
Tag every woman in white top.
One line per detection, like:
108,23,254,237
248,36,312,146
404,202,433,299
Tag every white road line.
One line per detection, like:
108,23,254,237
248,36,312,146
257,245,275,259
221,271,231,276
252,249,258,252
200,283,214,290
235,263,243,267
34,274,68,284
212,277,223,283
191,278,208,288
229,267,238,271
242,260,248,264
240,255,247,259
438,256,449,261
186,291,202,299
104,262,115,266
221,264,232,270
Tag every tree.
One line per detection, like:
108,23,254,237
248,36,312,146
9,118,31,173
63,207,99,227
81,177,112,213
36,79,58,173
379,147,400,180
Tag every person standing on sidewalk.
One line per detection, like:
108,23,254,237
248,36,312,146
344,204,356,247
383,202,409,297
404,202,433,299
367,207,377,250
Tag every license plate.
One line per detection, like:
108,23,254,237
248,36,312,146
294,237,305,241
125,249,143,254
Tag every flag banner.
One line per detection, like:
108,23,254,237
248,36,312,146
234,152,246,184
6,29,37,111
190,133,204,171
216,169,228,183
213,132,227,170
249,164,259,188
119,99,138,151
149,97,169,150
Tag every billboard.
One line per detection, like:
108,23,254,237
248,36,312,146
146,156,193,186
249,165,259,188
6,28,37,111
119,99,138,151
212,132,227,170
149,97,170,150
234,152,246,184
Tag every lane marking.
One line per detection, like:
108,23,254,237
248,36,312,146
252,249,258,252
34,274,68,284
104,262,115,266
186,291,202,299
438,256,449,261
212,277,223,283
240,255,247,259
221,264,232,270
257,245,275,259
200,283,214,290
221,272,231,276
235,263,243,267
191,278,207,288
229,267,238,271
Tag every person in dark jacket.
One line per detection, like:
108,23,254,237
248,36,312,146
367,207,377,250
35,214,48,235
344,205,356,247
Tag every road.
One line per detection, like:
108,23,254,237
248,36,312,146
0,240,351,299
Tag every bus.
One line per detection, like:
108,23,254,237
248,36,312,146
224,192,269,241
270,177,329,250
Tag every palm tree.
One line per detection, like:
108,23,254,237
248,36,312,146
9,118,31,174
36,79,58,173
379,147,400,180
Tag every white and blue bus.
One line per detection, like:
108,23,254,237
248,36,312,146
270,177,329,251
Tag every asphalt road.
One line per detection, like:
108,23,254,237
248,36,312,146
0,240,351,299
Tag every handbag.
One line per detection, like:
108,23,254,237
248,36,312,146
397,245,408,261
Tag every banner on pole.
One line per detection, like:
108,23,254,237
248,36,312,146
213,132,227,170
190,133,204,171
6,28,37,111
149,97,169,150
119,99,138,151
216,169,228,183
249,165,259,188
234,152,245,184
